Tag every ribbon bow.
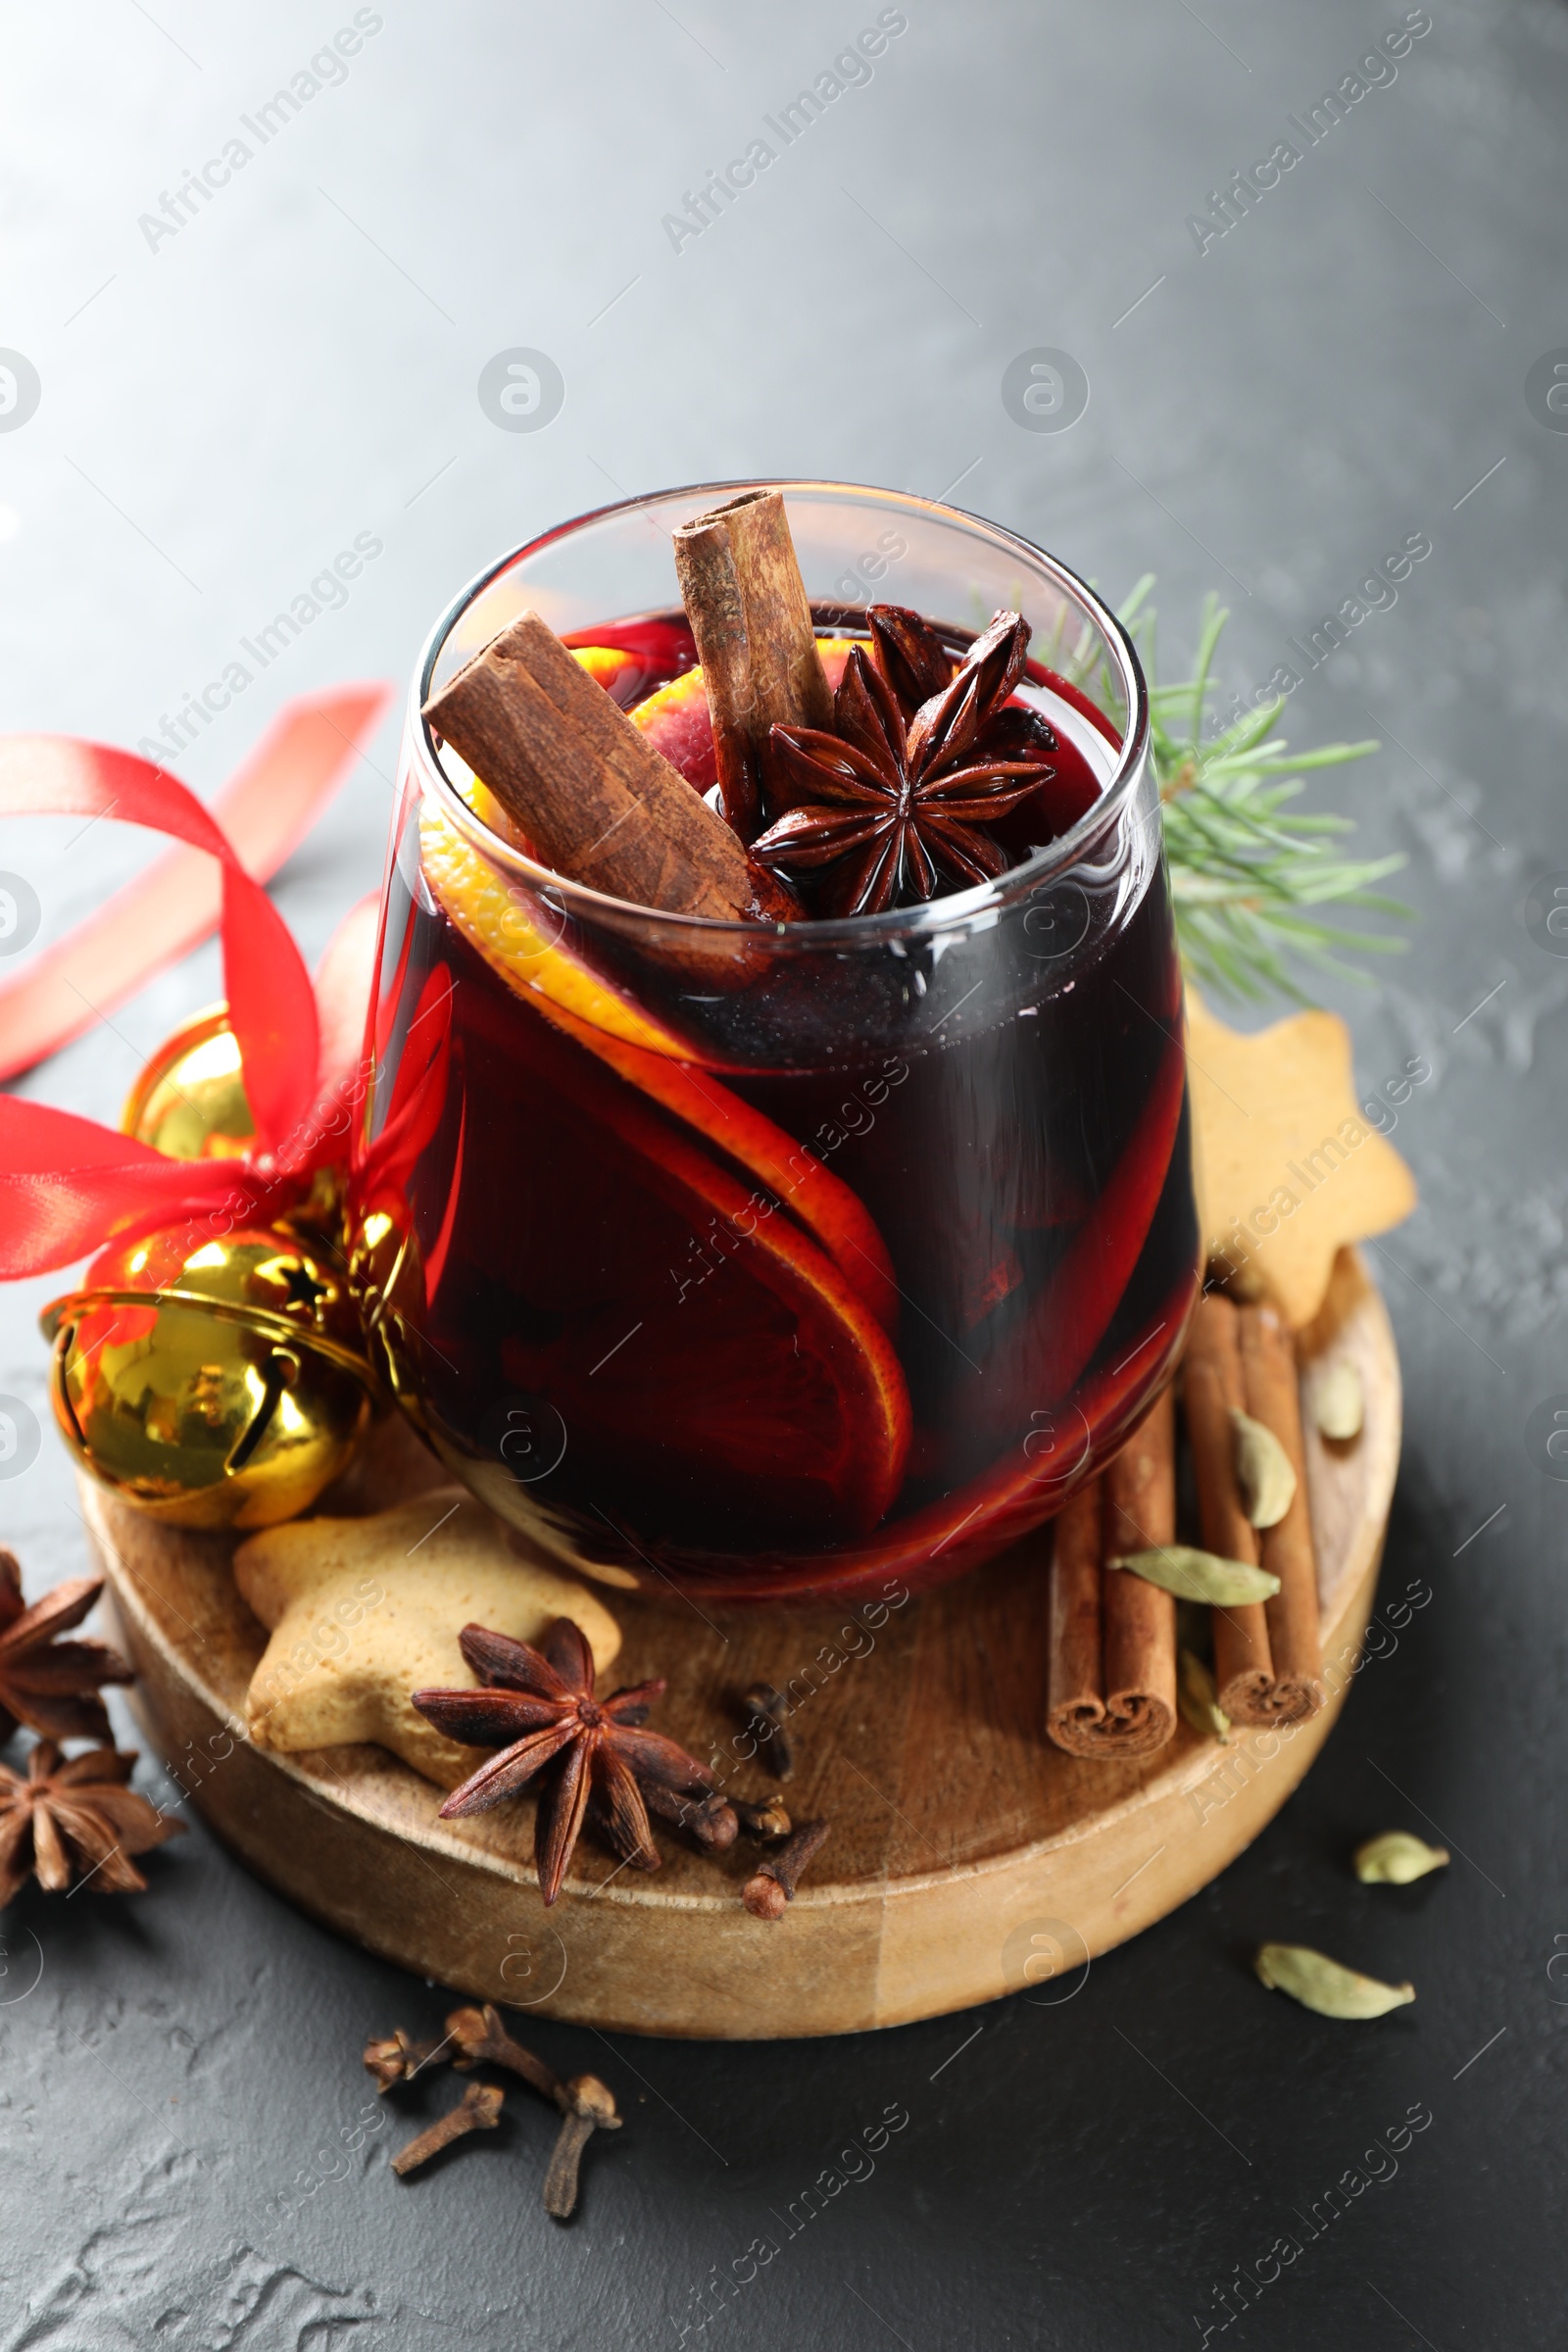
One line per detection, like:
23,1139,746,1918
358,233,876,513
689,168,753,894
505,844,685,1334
0,689,389,1279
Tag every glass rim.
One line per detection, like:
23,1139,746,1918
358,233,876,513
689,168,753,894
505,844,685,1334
409,477,1152,943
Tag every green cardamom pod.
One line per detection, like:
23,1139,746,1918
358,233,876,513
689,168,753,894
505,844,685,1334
1177,1647,1231,1743
1109,1545,1281,1606
1254,1942,1415,2019
1352,1831,1449,1886
1230,1407,1298,1528
1309,1359,1364,1442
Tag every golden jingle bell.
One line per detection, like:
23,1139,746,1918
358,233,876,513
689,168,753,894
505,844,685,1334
347,1202,428,1423
120,1002,344,1239
40,1223,375,1531
121,1004,256,1161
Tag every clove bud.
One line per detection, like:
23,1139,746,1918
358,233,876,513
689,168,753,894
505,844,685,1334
391,2080,504,2176
639,1778,739,1852
545,2073,622,2221
446,2002,562,2102
363,2027,442,2091
743,1817,830,1921
731,1792,792,1841
446,2005,622,2219
741,1682,795,1781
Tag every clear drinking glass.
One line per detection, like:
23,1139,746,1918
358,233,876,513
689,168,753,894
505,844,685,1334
352,481,1199,1604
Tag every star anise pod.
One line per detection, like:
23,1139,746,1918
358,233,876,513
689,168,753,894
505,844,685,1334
0,1740,183,1904
0,1548,134,1745
752,607,1058,914
412,1619,715,1905
864,601,959,715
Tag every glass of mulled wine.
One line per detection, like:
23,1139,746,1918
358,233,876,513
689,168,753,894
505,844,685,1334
353,482,1199,1604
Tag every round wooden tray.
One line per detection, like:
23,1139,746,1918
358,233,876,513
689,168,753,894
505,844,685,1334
87,1249,1396,2040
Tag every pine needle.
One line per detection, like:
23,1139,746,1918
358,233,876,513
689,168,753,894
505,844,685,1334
1114,587,1408,1004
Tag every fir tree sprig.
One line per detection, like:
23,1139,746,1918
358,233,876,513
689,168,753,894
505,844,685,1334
1054,577,1408,1004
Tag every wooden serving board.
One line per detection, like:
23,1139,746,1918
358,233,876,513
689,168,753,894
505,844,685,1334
87,1250,1397,2040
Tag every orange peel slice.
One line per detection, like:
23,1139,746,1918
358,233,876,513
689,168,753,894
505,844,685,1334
481,983,912,1539
626,639,859,791
419,638,900,1331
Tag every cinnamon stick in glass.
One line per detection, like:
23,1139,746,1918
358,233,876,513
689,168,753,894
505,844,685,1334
422,608,794,922
1238,1301,1324,1720
1047,1388,1177,1757
672,488,834,842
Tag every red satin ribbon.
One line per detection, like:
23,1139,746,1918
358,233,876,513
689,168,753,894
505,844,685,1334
0,687,387,1083
0,698,389,1280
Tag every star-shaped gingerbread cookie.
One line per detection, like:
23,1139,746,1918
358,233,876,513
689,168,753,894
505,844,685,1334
233,1488,622,1788
1186,989,1417,1327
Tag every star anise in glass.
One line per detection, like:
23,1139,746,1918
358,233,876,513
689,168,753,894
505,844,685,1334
0,1740,183,1903
0,1548,134,1745
412,1619,715,1905
752,606,1058,914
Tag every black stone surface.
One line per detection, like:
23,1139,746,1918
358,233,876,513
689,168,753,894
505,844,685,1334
1,3,1562,2343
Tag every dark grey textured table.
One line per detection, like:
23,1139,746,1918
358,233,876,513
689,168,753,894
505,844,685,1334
1,4,1563,2344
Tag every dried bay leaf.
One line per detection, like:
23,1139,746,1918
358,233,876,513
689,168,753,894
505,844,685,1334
1353,1831,1449,1886
1254,1942,1415,2019
1230,1407,1298,1528
1310,1359,1364,1442
1177,1647,1231,1743
1109,1545,1281,1606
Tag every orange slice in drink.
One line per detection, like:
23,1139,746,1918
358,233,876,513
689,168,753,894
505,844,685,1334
469,994,910,1540
626,664,718,791
419,659,900,1336
522,995,899,1336
419,795,682,1058
627,640,859,791
565,644,644,702
417,640,910,1533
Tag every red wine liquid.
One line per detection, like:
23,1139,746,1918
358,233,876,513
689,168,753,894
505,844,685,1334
359,616,1199,1598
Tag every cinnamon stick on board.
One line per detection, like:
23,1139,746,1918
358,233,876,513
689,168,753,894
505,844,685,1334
422,609,794,922
1237,1302,1325,1720
1184,1294,1272,1723
1184,1292,1324,1726
1046,1388,1177,1757
1046,1482,1103,1753
672,488,834,842
1102,1386,1179,1744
